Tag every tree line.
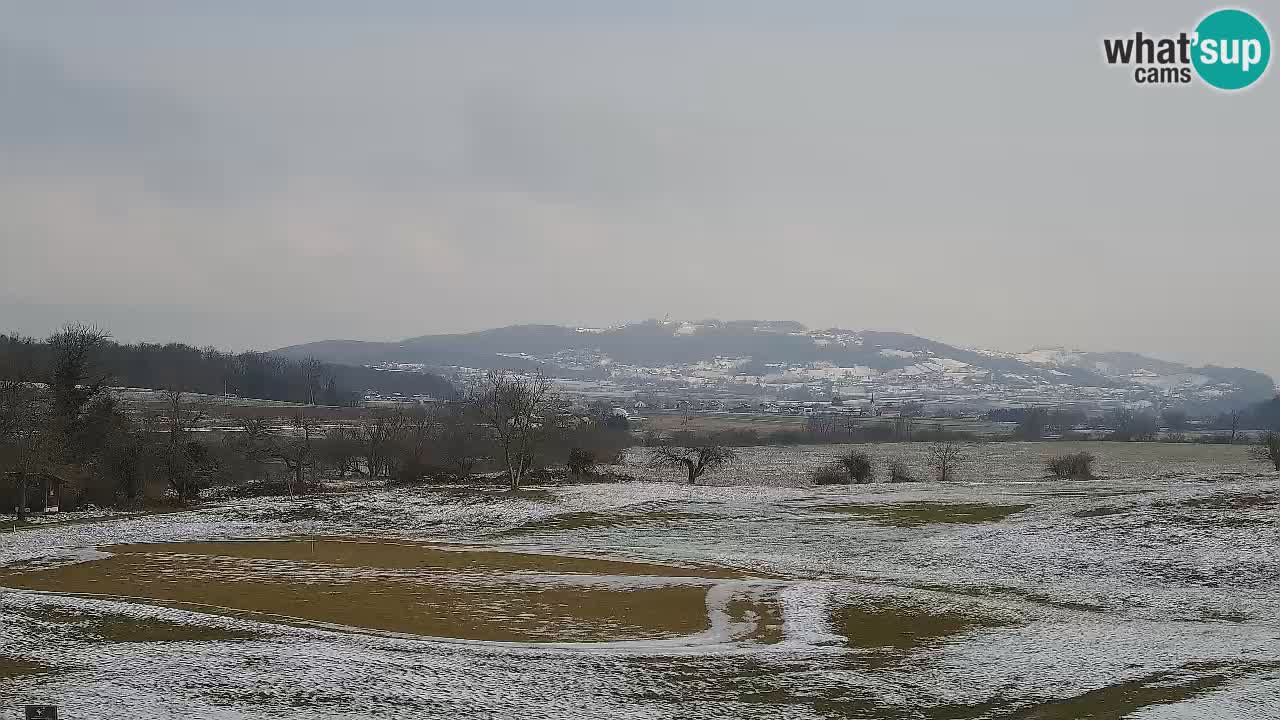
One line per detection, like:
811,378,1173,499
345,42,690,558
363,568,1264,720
7,325,1275,518
1,326,634,515
0,331,454,406
1,324,179,515
988,403,1280,442
217,374,634,498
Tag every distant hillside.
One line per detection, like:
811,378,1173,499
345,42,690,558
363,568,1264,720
274,319,1275,411
0,334,455,405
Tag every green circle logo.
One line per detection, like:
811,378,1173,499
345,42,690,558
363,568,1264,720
1192,9,1271,90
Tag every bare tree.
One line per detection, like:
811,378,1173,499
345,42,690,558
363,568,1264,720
47,323,113,429
1228,410,1242,444
224,417,275,484
680,394,694,428
317,425,361,480
301,357,325,406
1105,408,1159,442
154,391,208,503
19,324,142,508
100,418,148,502
274,411,317,495
355,407,406,479
475,371,559,490
0,379,55,517
927,441,964,482
436,400,488,481
1254,431,1280,471
160,391,199,440
650,442,737,485
396,405,438,482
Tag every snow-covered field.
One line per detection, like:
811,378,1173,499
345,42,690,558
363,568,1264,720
2,442,1278,719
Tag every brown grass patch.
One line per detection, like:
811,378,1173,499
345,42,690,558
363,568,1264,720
0,539,730,643
1005,662,1276,719
833,602,1015,653
102,539,740,578
727,595,786,644
492,510,719,538
0,655,55,680
816,502,1031,527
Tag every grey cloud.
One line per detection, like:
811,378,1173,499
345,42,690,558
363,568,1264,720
0,2,1277,376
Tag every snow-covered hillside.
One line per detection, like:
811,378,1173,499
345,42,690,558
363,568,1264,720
276,320,1276,412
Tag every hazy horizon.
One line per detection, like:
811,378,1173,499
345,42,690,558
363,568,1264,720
3,1,1277,376
2,310,1274,382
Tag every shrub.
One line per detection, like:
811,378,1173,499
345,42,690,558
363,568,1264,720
389,462,456,487
887,458,916,483
1046,452,1096,480
1254,432,1280,471
838,451,875,483
811,463,849,485
224,478,294,499
567,448,597,476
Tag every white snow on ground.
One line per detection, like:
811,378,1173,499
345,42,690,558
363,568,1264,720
1130,373,1212,392
768,365,879,382
2,441,1279,719
879,349,917,359
893,358,972,377
1,507,143,528
1017,348,1085,366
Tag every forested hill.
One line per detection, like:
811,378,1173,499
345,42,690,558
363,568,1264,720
0,334,455,405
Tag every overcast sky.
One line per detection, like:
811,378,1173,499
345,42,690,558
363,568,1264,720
1,1,1276,375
